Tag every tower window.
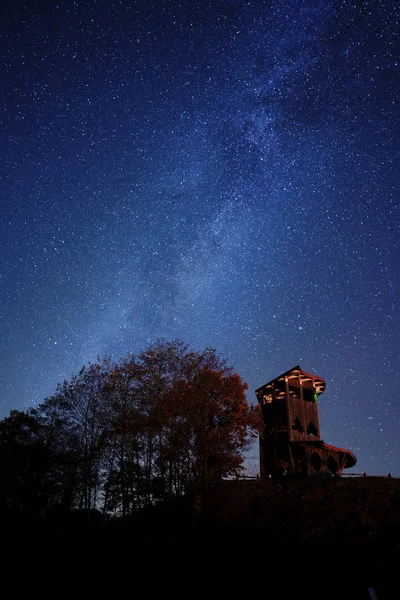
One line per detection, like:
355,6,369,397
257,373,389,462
310,452,322,472
327,456,339,475
307,421,318,437
292,416,304,433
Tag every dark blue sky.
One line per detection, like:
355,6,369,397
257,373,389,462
1,0,399,476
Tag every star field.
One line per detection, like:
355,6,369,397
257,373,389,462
1,0,399,475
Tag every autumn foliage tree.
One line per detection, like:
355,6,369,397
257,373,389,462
0,340,262,517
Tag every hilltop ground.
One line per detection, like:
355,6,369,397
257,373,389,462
3,476,399,596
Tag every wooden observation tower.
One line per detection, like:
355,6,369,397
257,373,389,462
256,365,356,478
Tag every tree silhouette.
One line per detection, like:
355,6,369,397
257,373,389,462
0,340,262,518
0,410,54,517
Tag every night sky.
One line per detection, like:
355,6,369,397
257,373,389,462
1,1,399,476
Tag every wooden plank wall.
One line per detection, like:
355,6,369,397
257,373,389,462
286,395,321,442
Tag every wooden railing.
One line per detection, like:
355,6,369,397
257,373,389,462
341,472,395,478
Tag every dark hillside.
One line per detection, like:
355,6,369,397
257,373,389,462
205,476,400,547
118,476,399,597
2,476,398,597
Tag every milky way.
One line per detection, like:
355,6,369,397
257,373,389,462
1,1,399,475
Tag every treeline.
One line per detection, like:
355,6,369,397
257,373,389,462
0,340,261,519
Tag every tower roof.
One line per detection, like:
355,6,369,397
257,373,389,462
321,442,357,469
255,364,326,398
